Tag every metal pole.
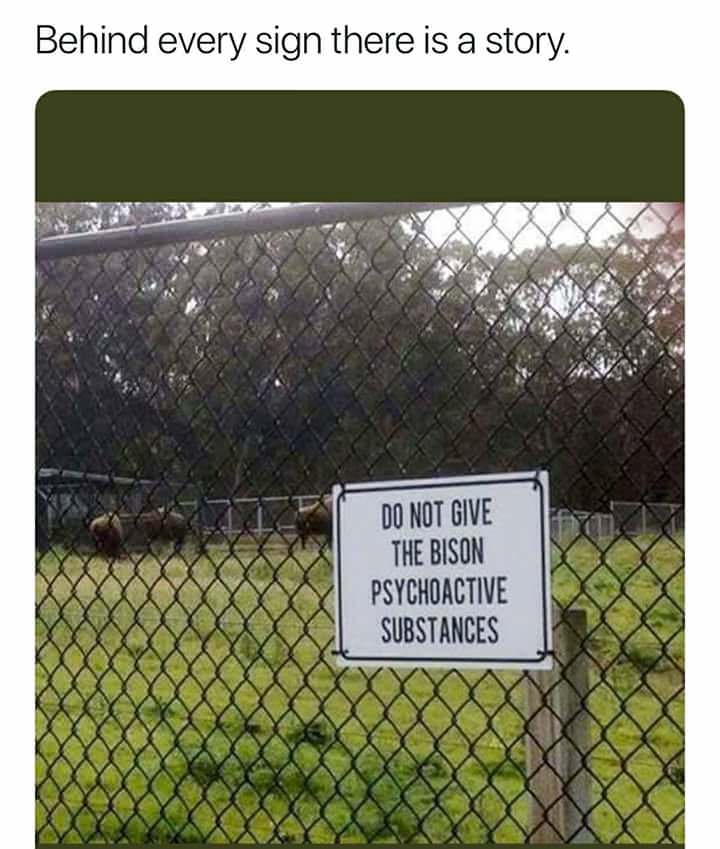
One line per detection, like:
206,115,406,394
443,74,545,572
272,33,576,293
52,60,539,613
36,202,470,260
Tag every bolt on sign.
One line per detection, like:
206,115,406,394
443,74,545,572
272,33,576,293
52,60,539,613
332,472,552,669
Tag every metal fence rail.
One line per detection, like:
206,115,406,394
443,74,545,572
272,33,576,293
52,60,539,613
35,201,684,844
179,495,321,538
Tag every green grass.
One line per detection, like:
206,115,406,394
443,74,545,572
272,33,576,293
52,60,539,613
36,534,684,843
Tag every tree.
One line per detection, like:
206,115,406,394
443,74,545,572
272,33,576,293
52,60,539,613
36,203,684,510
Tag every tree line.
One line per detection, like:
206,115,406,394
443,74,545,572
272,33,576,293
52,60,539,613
36,203,684,512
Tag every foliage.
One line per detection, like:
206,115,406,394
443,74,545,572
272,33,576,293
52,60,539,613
36,203,684,509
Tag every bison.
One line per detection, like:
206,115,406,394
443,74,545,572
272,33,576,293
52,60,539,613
133,507,190,550
89,512,124,558
295,496,333,548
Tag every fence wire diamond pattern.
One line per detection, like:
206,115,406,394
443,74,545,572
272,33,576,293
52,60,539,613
36,202,684,844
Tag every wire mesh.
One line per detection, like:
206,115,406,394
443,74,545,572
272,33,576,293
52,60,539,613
35,202,684,844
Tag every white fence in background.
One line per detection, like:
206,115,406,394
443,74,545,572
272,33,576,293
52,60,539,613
178,495,321,537
551,509,615,542
39,487,684,545
175,497,681,544
610,500,684,536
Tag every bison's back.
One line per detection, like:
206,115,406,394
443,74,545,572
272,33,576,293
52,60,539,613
135,509,189,544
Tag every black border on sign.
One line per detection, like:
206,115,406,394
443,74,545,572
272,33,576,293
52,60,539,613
335,474,551,665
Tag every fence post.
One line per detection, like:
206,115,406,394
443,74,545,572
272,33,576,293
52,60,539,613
36,491,50,553
197,495,208,552
525,606,591,843
257,499,263,536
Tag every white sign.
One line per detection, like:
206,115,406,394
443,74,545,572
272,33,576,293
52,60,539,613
332,471,552,669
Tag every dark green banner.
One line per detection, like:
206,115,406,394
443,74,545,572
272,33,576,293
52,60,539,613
36,90,683,201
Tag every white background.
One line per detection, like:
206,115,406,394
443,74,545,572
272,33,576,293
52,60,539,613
3,1,714,845
334,474,552,668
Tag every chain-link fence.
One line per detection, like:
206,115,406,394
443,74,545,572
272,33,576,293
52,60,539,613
35,202,684,844
610,500,685,538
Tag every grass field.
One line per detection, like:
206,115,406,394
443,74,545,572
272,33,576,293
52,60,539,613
36,534,684,843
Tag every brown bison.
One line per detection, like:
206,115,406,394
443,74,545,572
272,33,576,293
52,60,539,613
133,507,190,550
89,513,124,558
295,496,333,548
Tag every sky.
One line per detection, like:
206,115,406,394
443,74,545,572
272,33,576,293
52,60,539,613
187,201,681,254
